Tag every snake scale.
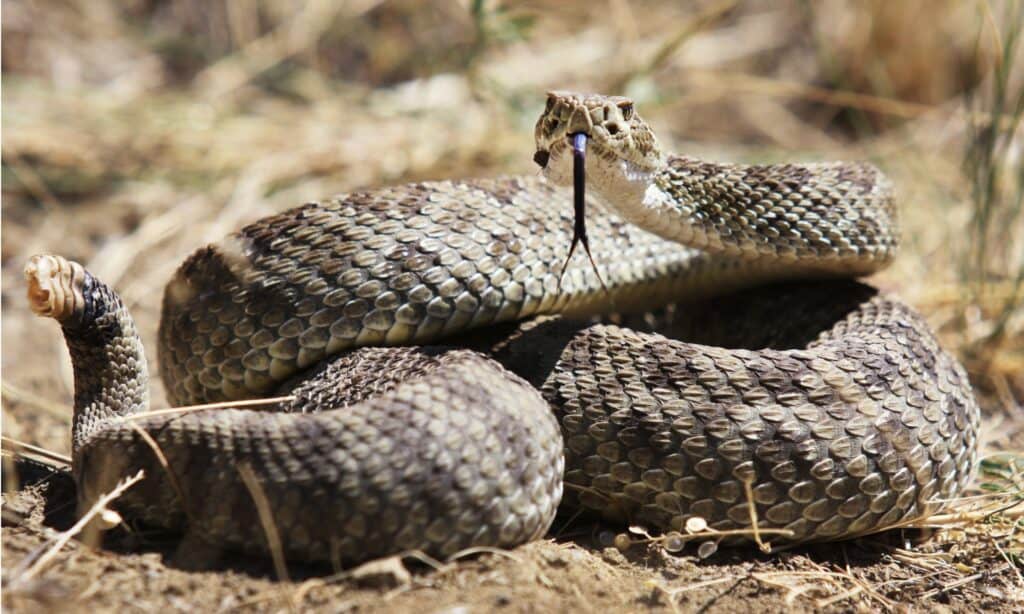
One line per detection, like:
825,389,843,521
25,92,979,566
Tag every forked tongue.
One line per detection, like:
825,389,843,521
558,132,609,293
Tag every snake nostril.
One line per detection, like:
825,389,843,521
533,150,550,168
606,123,620,136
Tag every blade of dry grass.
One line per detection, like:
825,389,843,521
121,396,295,422
9,469,144,586
236,461,289,583
0,436,72,466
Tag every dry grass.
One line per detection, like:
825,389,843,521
2,0,1023,612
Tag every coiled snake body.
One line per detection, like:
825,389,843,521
26,92,979,566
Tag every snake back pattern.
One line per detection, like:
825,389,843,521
25,92,979,566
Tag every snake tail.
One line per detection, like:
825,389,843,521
25,254,564,565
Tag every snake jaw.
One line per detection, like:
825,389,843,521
25,254,86,322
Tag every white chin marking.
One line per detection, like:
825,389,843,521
543,151,573,186
621,159,654,185
585,159,653,209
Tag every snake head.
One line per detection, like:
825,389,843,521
534,91,663,193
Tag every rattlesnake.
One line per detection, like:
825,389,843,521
25,92,979,566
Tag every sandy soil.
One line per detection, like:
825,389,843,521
2,469,1019,614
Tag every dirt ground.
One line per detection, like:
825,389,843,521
3,1,1023,612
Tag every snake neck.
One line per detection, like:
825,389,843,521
37,262,151,456
591,154,900,276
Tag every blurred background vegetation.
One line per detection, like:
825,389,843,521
2,0,1021,427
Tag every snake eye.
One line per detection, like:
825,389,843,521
619,102,634,121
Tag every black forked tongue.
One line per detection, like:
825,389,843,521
558,132,609,294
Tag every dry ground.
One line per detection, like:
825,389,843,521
3,1,1023,612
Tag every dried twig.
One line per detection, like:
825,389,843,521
741,476,770,553
125,421,195,526
920,562,1012,599
11,470,144,585
1,435,72,466
122,396,294,422
236,461,289,583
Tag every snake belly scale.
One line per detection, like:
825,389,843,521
24,91,979,566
